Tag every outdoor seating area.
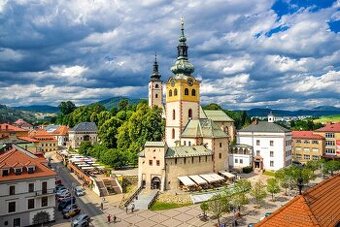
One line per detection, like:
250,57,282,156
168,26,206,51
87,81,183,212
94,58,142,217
68,154,106,175
178,172,228,191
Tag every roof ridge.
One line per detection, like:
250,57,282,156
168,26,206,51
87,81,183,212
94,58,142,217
300,196,320,226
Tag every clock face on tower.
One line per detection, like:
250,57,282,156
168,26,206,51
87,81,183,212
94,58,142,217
187,78,193,86
171,79,175,87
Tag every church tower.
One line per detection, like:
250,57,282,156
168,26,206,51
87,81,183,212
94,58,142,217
165,19,200,147
148,54,163,108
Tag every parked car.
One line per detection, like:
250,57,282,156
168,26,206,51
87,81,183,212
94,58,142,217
58,197,76,211
57,193,72,202
56,189,69,196
72,214,90,226
62,204,78,214
63,207,81,219
55,185,66,193
74,186,85,196
259,212,272,221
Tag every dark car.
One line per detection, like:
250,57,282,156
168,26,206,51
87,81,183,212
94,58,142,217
62,204,78,214
58,196,76,211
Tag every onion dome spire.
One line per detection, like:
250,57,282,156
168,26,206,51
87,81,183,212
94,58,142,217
150,53,161,81
171,17,195,76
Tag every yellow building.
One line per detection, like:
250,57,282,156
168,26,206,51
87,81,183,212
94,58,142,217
292,131,325,163
139,20,231,191
314,123,340,158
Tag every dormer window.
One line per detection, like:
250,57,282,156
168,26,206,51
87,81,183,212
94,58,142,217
15,168,22,175
27,166,35,174
2,169,9,176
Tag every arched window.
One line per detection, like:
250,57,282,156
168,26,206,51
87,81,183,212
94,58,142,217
184,88,189,95
172,109,176,120
188,109,192,118
172,129,175,139
192,89,196,96
169,89,172,97
155,94,158,98
155,84,159,88
174,88,178,96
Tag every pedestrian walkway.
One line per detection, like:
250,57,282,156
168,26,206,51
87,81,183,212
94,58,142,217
133,189,159,210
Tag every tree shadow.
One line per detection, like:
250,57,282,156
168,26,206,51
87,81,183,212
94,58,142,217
262,201,276,209
275,196,289,202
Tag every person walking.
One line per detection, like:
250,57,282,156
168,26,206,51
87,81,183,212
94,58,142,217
113,215,117,223
107,214,111,223
131,203,135,213
125,205,128,214
100,202,104,210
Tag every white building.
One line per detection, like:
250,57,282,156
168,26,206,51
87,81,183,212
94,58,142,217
237,114,292,172
0,145,56,226
229,144,253,170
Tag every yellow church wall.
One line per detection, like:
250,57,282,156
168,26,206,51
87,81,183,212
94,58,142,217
166,79,200,103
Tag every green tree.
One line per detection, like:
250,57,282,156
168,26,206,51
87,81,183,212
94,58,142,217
58,101,76,115
208,194,229,226
203,103,222,110
322,160,340,176
250,181,267,207
305,160,321,173
118,99,129,111
275,169,289,195
200,202,209,220
266,178,280,201
100,148,129,169
98,117,122,148
78,141,92,156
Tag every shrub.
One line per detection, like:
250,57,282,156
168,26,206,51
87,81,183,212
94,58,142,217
243,166,253,173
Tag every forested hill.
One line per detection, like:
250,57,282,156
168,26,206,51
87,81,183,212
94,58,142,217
0,104,36,123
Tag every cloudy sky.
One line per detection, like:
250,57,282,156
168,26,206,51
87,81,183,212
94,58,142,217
0,0,339,110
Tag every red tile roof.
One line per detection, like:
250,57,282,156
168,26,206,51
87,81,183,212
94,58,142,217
256,174,340,227
13,119,33,128
0,147,56,182
0,123,28,132
315,123,340,132
28,129,57,142
52,125,69,136
292,131,324,140
18,136,40,143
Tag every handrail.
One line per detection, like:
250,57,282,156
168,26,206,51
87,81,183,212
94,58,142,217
147,190,160,209
124,185,143,208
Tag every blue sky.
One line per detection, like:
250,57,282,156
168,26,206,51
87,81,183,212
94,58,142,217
0,0,339,110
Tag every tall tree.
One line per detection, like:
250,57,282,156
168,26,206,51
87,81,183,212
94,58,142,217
251,181,267,207
98,117,122,148
208,194,229,226
266,178,280,201
58,101,76,115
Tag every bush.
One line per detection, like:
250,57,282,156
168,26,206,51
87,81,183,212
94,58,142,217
243,166,253,173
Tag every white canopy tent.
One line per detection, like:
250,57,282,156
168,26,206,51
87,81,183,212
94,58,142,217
178,176,196,187
199,173,224,183
81,166,95,170
189,175,208,185
219,171,236,179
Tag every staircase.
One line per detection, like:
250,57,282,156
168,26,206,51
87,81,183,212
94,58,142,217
96,180,109,197
102,178,122,194
131,189,159,210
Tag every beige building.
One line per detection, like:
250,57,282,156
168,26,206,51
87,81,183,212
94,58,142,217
139,21,231,191
68,122,98,149
314,123,340,158
292,131,325,163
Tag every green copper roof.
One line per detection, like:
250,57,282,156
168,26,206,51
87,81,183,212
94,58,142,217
170,18,195,76
165,145,212,158
203,110,234,122
181,118,228,138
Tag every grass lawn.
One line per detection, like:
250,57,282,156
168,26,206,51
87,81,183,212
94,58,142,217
263,170,275,177
314,114,340,123
150,201,192,211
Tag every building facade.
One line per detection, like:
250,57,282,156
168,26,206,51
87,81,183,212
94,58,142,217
229,144,253,170
68,122,98,149
237,115,292,171
292,131,325,163
0,146,56,227
138,20,231,191
52,125,69,147
314,123,340,158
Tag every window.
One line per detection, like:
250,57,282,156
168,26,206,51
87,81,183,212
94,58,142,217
256,150,260,156
42,182,47,194
235,159,238,163
184,158,186,164
8,202,15,213
28,183,34,193
295,147,301,151
183,141,186,146
325,148,335,154
191,89,196,96
270,151,274,157
2,169,9,176
270,161,274,167
296,140,301,143
192,157,194,164
270,140,274,146
312,140,318,144
174,88,178,96
188,109,192,118
304,140,310,144
256,140,260,146
188,141,191,146
205,156,208,162
13,218,20,227
27,167,34,174
240,159,243,164
304,155,310,160
303,148,310,152
219,142,223,148
155,94,158,98
9,186,15,195
312,155,319,160
28,199,35,209
219,153,222,159
172,109,176,120
15,168,22,175
312,148,319,152
175,158,177,164
184,88,189,95
172,129,175,139
149,160,153,166
169,89,172,97
41,197,48,207
325,133,334,138
199,156,201,163
156,160,160,166
326,141,335,146
155,84,159,88
295,154,302,159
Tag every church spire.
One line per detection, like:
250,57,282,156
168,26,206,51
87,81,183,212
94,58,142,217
150,53,161,81
171,17,195,76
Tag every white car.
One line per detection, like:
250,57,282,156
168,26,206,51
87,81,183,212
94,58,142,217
74,187,85,197
56,189,69,196
72,214,90,227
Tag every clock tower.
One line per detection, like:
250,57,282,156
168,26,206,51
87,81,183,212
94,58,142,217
165,19,200,147
148,54,163,109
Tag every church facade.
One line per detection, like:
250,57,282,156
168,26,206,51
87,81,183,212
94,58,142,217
138,20,234,191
